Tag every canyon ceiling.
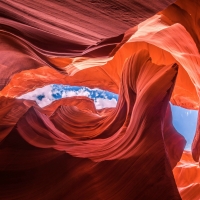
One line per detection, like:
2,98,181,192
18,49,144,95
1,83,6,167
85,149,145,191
0,0,200,199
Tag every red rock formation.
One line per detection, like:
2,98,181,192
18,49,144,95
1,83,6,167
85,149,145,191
0,0,200,199
0,50,183,199
173,151,200,200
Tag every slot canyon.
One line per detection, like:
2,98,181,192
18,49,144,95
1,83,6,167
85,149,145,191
0,0,200,199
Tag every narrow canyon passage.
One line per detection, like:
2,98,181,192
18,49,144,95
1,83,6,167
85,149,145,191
1,0,200,199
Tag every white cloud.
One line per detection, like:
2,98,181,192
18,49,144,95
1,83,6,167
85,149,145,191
77,88,90,97
94,98,117,109
62,88,90,98
17,85,54,107
62,90,77,97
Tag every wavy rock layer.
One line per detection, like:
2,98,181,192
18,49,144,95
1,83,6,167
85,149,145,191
0,50,184,199
173,151,200,200
0,0,199,199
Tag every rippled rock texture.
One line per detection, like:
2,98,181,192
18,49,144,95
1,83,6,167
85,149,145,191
0,0,200,199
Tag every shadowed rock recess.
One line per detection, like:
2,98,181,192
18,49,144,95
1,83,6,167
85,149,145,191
0,0,200,199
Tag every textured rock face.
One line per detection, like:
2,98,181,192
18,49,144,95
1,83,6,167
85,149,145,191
173,151,200,200
0,0,199,199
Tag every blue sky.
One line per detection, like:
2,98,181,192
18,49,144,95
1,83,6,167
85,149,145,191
170,104,198,150
18,84,198,150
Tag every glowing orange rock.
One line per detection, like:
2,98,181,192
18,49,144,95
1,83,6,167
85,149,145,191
1,0,200,199
173,151,200,200
0,50,183,199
